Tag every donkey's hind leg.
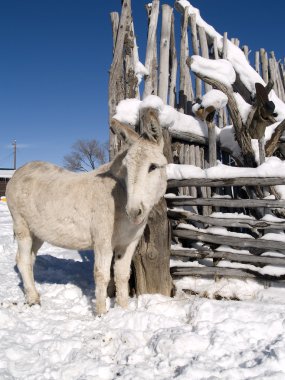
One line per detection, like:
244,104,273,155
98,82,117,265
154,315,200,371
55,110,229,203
16,228,42,306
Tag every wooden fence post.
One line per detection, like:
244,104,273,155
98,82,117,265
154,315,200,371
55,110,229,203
169,13,178,108
143,0,160,98
132,108,173,296
109,0,132,160
158,4,173,103
179,6,194,113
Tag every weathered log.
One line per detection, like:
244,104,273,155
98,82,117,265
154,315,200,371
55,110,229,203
133,198,173,295
172,228,285,251
171,248,285,266
222,32,228,59
110,12,119,54
109,0,132,159
260,48,269,83
246,82,277,140
143,0,159,98
265,118,285,156
133,108,172,296
124,22,139,100
167,176,285,189
169,13,178,108
179,6,193,113
198,25,211,93
169,129,208,145
207,121,217,167
187,58,257,168
168,209,285,230
158,4,172,103
255,51,260,74
166,196,285,209
242,45,249,62
195,145,210,215
171,266,285,281
189,13,201,99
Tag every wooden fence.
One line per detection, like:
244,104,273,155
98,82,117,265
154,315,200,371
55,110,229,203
109,0,285,290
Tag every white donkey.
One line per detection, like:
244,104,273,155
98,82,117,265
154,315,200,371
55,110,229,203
6,119,167,314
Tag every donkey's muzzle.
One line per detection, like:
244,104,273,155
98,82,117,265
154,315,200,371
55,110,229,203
126,204,145,225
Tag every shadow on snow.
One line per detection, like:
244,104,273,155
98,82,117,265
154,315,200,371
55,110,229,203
14,250,95,300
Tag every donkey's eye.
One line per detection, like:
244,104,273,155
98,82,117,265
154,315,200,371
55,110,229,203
149,163,158,172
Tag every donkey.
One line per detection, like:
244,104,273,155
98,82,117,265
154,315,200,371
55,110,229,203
6,119,167,314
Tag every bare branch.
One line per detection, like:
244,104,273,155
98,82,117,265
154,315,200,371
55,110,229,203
63,139,108,172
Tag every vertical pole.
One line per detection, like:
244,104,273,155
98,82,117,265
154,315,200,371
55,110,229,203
13,140,17,169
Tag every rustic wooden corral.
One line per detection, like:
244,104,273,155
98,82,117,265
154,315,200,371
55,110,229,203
109,0,285,291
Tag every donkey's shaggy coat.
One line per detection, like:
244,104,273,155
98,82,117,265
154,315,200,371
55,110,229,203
6,122,167,314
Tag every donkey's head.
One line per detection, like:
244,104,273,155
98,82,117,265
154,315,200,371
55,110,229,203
111,116,167,225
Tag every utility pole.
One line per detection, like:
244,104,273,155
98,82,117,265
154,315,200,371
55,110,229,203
12,140,16,169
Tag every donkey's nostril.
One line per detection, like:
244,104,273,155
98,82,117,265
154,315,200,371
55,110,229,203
126,205,144,223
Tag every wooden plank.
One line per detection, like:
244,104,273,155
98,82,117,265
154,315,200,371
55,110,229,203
143,0,160,98
169,13,178,108
110,12,119,54
189,13,201,99
168,209,285,230
158,4,173,103
169,129,208,145
242,45,249,62
171,248,285,266
171,266,285,281
179,6,193,113
167,176,285,189
172,228,285,251
189,145,197,199
255,51,260,74
198,25,211,92
260,48,269,83
196,145,209,216
207,121,217,167
222,32,228,59
132,109,172,297
166,197,285,209
108,0,132,159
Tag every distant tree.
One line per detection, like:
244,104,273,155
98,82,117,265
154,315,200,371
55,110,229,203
63,139,108,172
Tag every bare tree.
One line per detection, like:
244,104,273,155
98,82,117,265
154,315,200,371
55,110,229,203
63,139,108,172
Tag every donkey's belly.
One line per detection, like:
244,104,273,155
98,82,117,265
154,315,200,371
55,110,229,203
27,209,93,250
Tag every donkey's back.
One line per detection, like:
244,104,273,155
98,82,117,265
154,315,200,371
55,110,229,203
6,161,115,251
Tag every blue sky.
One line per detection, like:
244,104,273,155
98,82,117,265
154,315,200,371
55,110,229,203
0,0,284,168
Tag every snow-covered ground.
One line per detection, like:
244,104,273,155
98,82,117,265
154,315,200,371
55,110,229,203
1,200,285,379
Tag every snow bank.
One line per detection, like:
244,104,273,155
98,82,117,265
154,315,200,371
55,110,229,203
1,203,285,379
191,55,236,88
113,95,210,138
167,156,285,182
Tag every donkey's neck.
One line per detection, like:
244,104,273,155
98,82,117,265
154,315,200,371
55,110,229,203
109,149,128,180
94,148,128,182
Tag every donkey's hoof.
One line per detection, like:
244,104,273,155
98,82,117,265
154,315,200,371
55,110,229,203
26,294,41,306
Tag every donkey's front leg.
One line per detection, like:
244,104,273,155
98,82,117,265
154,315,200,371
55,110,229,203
94,242,113,315
114,239,139,309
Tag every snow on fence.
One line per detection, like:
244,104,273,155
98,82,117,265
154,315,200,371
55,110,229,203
108,0,285,291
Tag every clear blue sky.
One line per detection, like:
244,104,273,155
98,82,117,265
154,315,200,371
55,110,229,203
1,0,284,168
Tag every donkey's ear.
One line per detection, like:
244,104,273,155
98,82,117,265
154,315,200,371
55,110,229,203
141,109,163,148
110,118,139,145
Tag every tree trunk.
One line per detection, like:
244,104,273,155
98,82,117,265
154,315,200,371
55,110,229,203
132,107,173,297
132,198,173,296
